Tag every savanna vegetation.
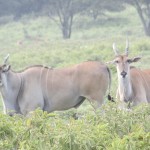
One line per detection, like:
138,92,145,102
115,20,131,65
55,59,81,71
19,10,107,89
0,0,150,149
0,104,150,150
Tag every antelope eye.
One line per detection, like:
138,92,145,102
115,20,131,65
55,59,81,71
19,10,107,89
127,59,131,63
115,60,119,63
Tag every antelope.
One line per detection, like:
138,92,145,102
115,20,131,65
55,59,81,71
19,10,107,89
112,40,150,108
0,55,113,116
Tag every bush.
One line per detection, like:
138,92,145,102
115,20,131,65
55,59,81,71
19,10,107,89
0,104,149,150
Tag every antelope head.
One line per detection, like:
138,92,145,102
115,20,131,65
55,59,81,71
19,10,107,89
112,40,141,79
0,54,11,74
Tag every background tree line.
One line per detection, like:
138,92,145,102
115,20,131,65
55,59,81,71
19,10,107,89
0,0,149,39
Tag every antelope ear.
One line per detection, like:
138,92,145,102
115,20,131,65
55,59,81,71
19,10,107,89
132,57,141,63
2,64,11,72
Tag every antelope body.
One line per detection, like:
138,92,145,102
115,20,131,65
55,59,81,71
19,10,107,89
0,56,112,115
112,41,150,108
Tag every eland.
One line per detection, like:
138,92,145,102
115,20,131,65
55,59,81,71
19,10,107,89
0,55,113,115
111,40,150,108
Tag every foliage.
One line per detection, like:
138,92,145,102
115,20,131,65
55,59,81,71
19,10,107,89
0,104,149,150
85,0,125,20
0,0,45,19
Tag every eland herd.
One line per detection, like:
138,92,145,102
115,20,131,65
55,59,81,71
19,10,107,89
0,40,149,116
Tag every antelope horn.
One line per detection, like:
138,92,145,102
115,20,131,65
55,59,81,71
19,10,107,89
112,43,119,56
3,54,10,64
125,39,129,56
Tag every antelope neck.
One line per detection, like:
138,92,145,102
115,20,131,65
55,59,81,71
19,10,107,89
118,74,132,101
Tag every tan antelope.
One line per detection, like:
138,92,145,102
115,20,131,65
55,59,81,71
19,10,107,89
0,55,113,116
112,40,150,108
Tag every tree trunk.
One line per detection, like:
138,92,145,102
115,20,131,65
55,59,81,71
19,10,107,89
49,0,75,39
134,0,150,36
61,13,73,39
62,26,70,39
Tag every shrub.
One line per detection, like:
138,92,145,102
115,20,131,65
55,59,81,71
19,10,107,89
0,104,149,150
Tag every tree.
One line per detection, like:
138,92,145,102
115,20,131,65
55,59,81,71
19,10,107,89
47,0,125,39
47,0,89,39
13,0,45,20
0,0,125,39
87,0,125,20
0,0,18,17
125,0,150,36
0,0,46,20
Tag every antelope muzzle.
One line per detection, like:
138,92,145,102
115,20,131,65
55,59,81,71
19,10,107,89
121,71,127,78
